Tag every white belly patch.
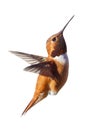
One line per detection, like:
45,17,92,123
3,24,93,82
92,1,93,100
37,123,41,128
48,90,57,95
54,53,69,65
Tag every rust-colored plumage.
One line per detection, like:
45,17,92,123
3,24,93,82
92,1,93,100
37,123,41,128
10,16,74,115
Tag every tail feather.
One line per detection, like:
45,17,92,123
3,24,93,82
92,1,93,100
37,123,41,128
22,92,48,115
22,98,38,115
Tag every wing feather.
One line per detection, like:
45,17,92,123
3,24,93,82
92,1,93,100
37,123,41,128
10,51,60,79
24,61,60,79
10,51,46,64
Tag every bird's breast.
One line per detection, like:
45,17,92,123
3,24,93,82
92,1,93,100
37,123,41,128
53,53,69,87
53,53,69,65
53,53,69,76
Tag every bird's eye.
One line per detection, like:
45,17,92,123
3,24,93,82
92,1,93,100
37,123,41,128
52,37,56,42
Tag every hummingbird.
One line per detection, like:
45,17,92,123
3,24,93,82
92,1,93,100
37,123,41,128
10,16,74,115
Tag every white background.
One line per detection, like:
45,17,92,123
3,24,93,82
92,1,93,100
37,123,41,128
0,0,94,130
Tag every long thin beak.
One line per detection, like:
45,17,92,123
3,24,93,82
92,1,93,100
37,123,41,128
59,15,75,34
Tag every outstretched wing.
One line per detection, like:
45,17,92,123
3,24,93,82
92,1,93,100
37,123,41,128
10,51,60,79
24,61,60,80
10,51,46,64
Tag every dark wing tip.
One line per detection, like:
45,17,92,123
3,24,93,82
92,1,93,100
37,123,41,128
9,50,20,55
9,50,14,53
9,50,23,54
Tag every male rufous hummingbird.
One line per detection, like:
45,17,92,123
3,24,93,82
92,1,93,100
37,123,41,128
10,16,74,115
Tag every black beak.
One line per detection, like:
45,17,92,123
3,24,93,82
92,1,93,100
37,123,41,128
59,15,75,35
